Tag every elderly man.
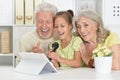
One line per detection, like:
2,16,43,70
19,3,58,54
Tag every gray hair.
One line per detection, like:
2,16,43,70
35,2,58,16
74,10,110,43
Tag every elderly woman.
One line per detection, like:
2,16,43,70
74,10,120,70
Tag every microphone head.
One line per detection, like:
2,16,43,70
52,42,59,52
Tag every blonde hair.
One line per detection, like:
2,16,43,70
74,10,110,43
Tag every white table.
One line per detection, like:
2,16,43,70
0,66,120,80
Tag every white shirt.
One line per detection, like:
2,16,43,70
19,29,55,54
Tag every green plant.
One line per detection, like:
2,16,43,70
93,46,112,57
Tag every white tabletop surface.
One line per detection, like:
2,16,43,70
0,66,120,80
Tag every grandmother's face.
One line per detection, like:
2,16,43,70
76,17,98,42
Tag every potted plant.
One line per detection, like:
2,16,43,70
93,46,112,74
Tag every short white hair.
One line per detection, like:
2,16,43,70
74,10,110,43
35,2,58,16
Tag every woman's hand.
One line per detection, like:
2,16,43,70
80,43,91,66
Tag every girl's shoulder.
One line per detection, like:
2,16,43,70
72,35,83,42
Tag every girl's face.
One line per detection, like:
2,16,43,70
76,17,98,42
54,16,71,40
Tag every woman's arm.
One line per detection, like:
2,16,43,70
79,43,91,66
110,44,120,70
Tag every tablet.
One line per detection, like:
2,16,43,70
14,52,57,75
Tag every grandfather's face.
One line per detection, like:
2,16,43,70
76,17,98,42
36,12,54,39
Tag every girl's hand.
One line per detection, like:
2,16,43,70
47,50,61,62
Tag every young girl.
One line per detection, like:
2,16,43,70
47,10,83,68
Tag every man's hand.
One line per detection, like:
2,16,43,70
32,42,44,53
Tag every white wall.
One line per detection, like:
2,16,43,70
106,25,120,38
96,0,120,38
104,0,120,38
43,0,75,13
0,0,13,25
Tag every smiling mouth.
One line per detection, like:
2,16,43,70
41,29,49,33
81,34,88,38
58,32,64,36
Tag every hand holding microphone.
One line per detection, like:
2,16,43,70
48,42,59,60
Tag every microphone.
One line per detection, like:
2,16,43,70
52,42,59,52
